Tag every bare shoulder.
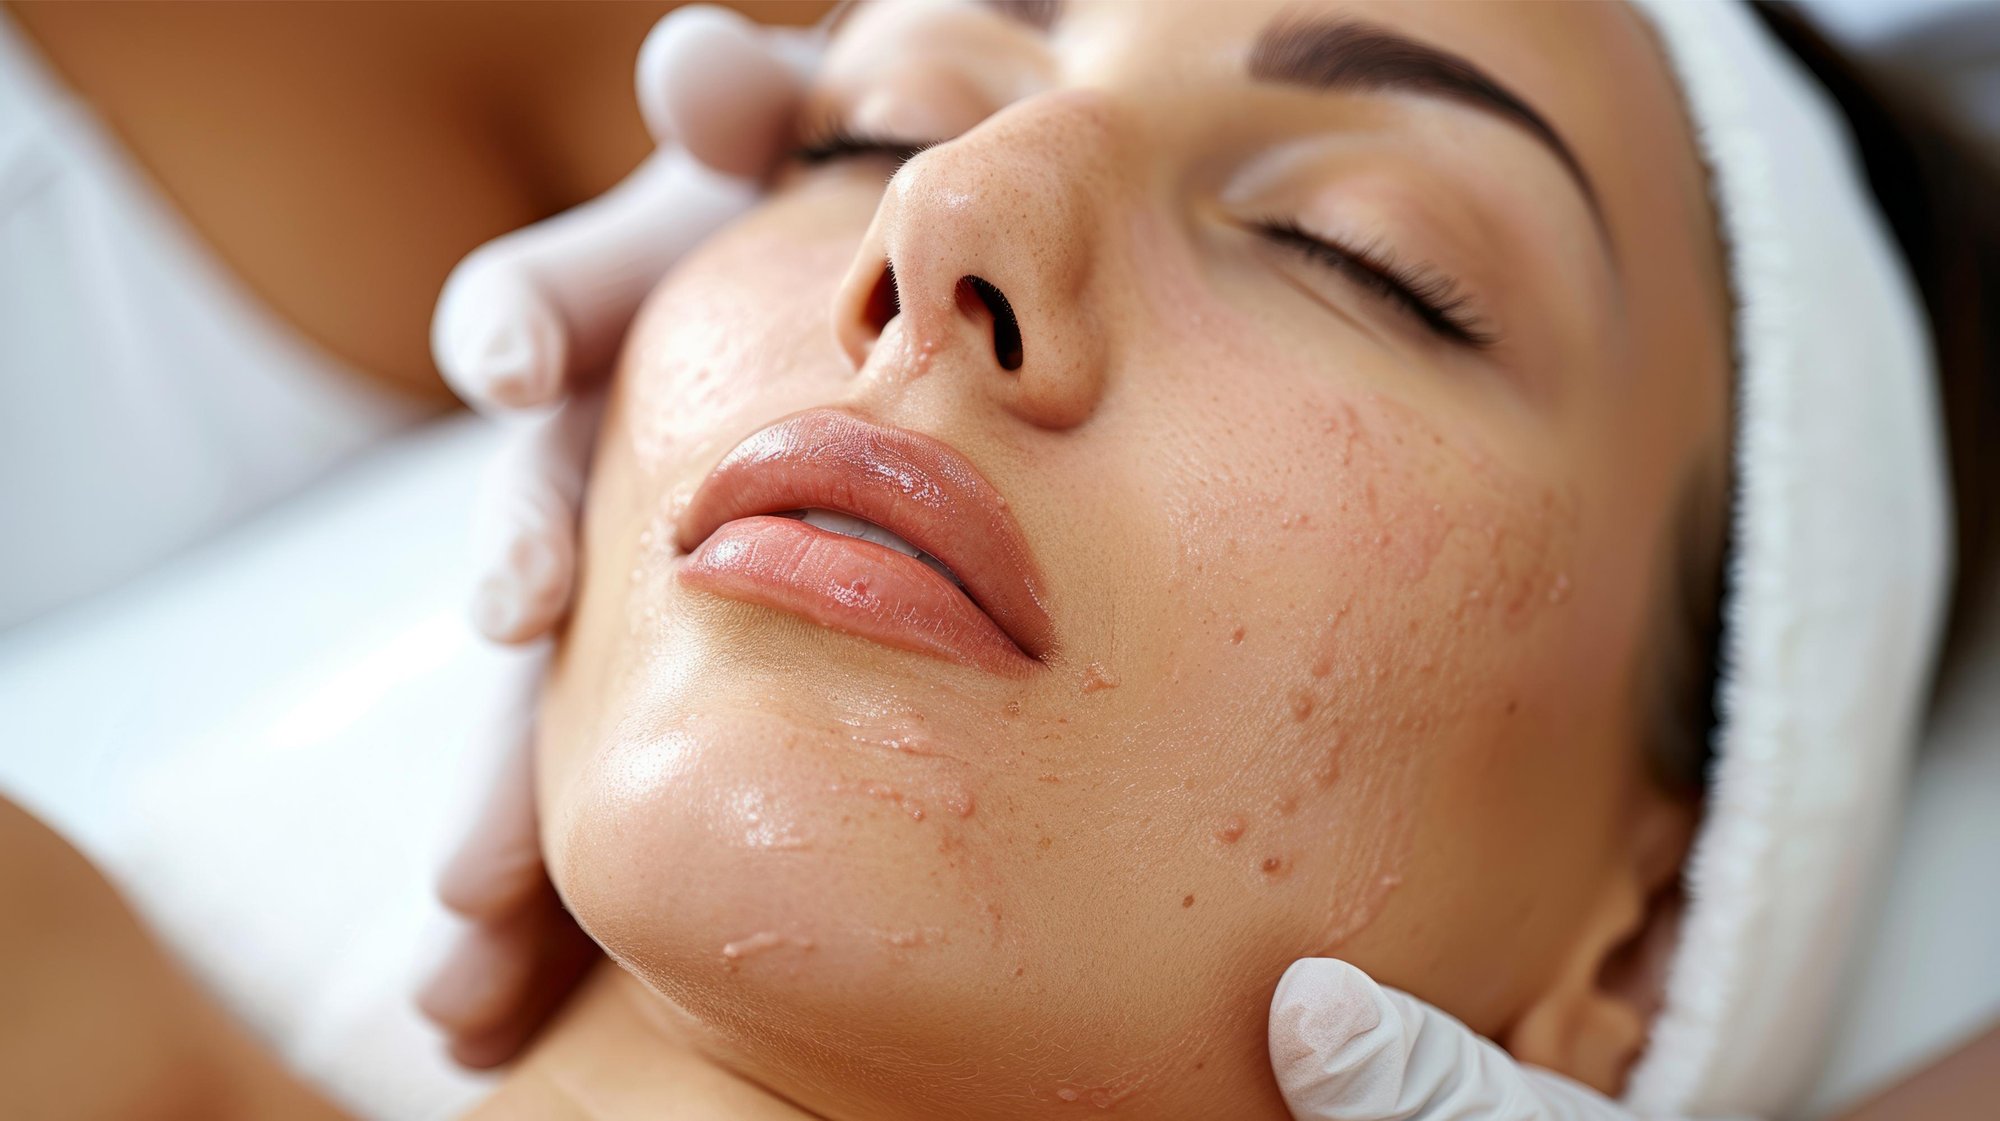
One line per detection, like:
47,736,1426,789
0,797,352,1121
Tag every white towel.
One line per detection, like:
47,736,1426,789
1625,2,1953,1115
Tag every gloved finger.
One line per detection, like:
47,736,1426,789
436,680,546,919
1271,958,1640,1121
637,5,821,178
444,926,597,1071
418,887,599,1069
435,4,809,412
468,393,604,645
418,909,541,1036
434,148,755,412
422,653,601,1069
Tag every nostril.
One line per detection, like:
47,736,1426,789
864,262,900,338
958,275,1023,372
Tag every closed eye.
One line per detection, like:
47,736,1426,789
1254,219,1497,349
793,122,934,167
792,124,1497,350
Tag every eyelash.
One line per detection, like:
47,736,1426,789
1254,219,1496,349
793,122,932,167
794,123,1497,350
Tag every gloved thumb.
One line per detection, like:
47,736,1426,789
1270,958,1654,1121
636,5,816,179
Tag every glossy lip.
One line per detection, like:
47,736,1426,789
675,408,1054,674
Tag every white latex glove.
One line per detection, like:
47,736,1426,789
1272,958,1706,1121
433,4,821,643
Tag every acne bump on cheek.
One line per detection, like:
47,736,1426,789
1199,606,1438,948
721,930,818,972
1314,394,1580,624
822,776,980,823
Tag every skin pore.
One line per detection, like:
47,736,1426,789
517,2,1734,1119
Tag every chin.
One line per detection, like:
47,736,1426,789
543,656,1022,1112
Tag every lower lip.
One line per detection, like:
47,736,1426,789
680,516,1035,675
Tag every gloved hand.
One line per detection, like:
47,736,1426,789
416,4,820,1068
433,3,819,644
418,658,599,1069
1272,958,1695,1121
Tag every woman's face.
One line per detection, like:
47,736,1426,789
537,1,1730,1117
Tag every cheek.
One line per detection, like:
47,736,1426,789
618,192,871,483
1093,246,1583,963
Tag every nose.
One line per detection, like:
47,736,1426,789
832,90,1120,431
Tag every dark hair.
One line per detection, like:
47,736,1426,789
1658,2,2000,794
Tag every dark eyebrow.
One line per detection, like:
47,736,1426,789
1249,17,1607,238
979,0,1063,32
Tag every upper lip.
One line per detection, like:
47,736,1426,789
676,408,1055,661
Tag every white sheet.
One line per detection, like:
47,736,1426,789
0,415,1994,1119
0,417,508,1121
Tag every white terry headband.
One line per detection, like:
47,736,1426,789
1622,1,1953,1115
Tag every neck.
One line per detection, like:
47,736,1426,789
466,962,821,1121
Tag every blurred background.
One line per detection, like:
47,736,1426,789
0,3,1994,1120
